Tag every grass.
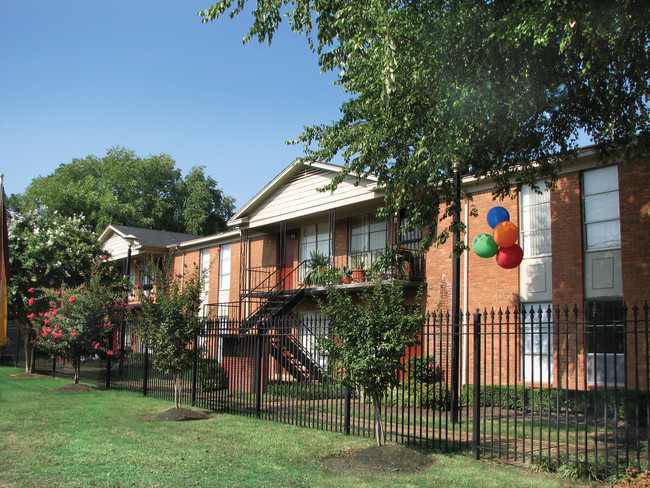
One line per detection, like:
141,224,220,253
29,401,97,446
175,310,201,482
0,366,598,488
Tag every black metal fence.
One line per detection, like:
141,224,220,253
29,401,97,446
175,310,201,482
3,303,649,478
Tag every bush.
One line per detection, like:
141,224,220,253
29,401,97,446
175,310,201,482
404,355,444,384
385,381,450,411
198,359,225,392
266,381,345,400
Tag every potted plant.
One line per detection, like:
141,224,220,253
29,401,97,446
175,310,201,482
351,256,366,283
304,250,339,286
370,245,406,279
340,266,352,284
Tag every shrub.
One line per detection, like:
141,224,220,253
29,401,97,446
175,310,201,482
404,355,444,384
385,381,450,411
266,381,345,400
198,358,225,392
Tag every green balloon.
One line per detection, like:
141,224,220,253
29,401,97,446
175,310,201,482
472,234,498,258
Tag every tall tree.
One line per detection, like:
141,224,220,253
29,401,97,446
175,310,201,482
200,0,650,248
22,147,236,236
7,208,106,372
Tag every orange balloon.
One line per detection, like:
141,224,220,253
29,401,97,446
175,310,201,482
493,221,519,248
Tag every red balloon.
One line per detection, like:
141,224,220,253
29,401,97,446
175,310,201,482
493,221,519,248
496,244,523,269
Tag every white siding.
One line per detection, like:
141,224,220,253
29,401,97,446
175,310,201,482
247,168,383,229
103,235,132,261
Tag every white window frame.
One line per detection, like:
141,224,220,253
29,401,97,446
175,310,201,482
520,185,551,258
521,303,554,384
583,166,621,252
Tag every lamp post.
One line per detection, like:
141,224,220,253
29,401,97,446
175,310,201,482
450,157,462,424
119,235,136,376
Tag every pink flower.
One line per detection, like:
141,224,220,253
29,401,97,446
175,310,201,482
28,287,35,293
28,297,35,306
53,332,61,339
68,296,76,303
94,342,100,349
51,310,58,316
102,255,109,260
57,290,62,297
27,313,35,320
44,319,49,324
71,332,77,338
107,350,114,356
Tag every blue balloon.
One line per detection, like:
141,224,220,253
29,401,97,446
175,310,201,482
487,206,510,229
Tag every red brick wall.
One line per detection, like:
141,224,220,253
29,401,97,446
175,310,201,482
619,157,650,305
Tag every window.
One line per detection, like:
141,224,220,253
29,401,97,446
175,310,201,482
219,244,231,291
521,186,551,258
298,312,329,367
585,299,625,386
300,222,330,279
349,215,386,268
583,166,621,251
398,211,422,250
521,304,553,384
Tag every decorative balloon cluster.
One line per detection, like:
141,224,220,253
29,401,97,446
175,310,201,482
472,206,523,269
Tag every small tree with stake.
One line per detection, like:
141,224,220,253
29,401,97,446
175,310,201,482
131,254,206,409
317,280,424,446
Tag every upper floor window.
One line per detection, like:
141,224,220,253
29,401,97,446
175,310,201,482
349,215,386,268
219,244,231,291
398,211,422,251
520,185,551,258
583,166,621,251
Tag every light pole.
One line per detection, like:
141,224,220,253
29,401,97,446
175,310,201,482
450,157,462,424
119,235,136,376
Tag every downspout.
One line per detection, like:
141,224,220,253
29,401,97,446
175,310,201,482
181,253,185,292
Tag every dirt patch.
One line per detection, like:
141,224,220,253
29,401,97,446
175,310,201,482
57,383,96,392
322,444,434,474
141,407,212,422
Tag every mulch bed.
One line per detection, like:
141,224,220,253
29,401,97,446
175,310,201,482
141,407,212,422
321,444,434,474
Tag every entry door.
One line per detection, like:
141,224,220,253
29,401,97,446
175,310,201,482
280,230,296,290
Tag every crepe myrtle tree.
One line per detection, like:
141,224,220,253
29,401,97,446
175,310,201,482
33,259,127,383
317,280,424,446
131,254,207,409
7,207,107,373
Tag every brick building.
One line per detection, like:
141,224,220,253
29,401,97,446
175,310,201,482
102,150,650,392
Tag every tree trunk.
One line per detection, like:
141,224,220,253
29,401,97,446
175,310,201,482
173,371,182,409
21,326,35,373
73,359,81,384
372,394,386,447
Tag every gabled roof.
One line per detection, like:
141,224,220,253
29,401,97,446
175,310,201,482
99,225,198,250
228,160,383,229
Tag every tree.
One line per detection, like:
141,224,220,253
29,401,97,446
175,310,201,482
32,258,126,383
131,255,206,409
7,208,107,372
200,0,650,249
21,146,236,236
317,281,424,446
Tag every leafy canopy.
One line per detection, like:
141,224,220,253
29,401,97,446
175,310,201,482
21,146,236,236
200,0,650,248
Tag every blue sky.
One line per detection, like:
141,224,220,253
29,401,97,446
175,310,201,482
0,1,348,209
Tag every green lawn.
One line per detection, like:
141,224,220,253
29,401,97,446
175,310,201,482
0,366,597,488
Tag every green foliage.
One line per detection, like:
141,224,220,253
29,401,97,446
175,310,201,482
317,280,423,444
197,358,225,392
200,0,650,250
32,259,126,383
404,355,445,385
6,207,109,371
130,254,207,407
385,380,450,411
20,146,235,235
304,250,340,286
369,245,406,279
266,381,346,400
462,384,649,424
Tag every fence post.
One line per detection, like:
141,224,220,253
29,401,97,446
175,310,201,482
344,387,351,435
472,309,481,460
143,343,149,397
52,357,56,377
254,329,263,418
105,336,112,389
191,335,198,407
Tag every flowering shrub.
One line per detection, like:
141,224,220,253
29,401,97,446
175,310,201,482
29,257,126,383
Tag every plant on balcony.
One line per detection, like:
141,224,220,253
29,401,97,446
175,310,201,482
350,256,366,282
304,250,340,286
340,266,352,284
369,245,406,279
